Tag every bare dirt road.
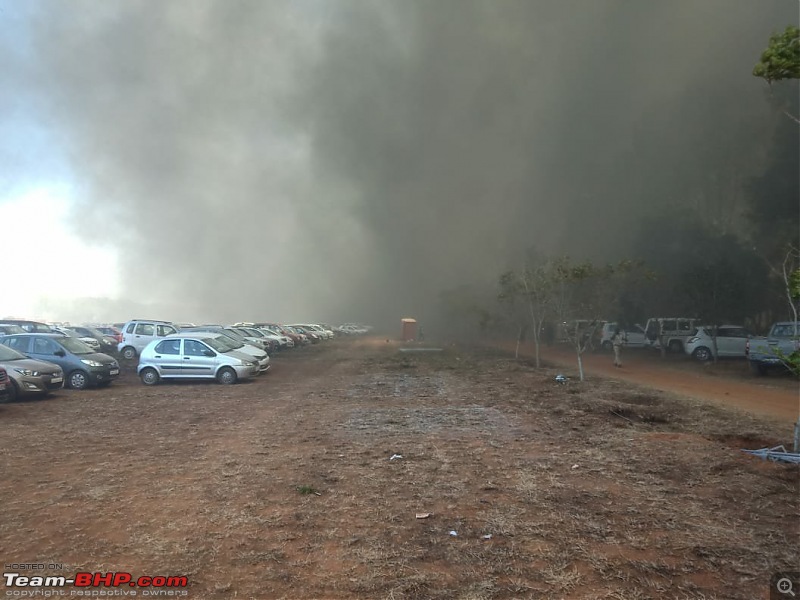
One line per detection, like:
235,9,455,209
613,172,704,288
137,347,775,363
0,338,797,600
494,340,799,423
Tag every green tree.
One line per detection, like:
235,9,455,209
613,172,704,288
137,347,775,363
753,25,800,124
498,252,559,367
549,257,649,381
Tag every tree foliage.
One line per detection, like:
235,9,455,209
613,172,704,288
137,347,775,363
753,26,800,84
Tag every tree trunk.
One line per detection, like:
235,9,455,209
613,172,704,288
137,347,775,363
515,325,522,359
711,327,719,364
576,347,585,382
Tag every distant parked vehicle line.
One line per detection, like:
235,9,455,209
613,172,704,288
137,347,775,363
746,321,799,375
684,325,755,362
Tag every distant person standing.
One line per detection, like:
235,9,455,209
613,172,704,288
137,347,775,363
611,328,625,368
418,327,425,341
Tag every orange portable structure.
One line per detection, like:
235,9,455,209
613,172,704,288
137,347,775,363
401,318,418,341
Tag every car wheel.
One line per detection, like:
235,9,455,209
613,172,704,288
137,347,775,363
121,346,137,360
68,370,90,390
217,367,237,385
6,380,19,402
668,340,682,354
692,347,712,362
749,361,768,376
140,367,160,386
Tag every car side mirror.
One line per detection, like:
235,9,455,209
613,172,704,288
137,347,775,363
54,350,66,357
204,350,215,357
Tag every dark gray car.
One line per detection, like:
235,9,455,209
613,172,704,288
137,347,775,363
0,333,119,390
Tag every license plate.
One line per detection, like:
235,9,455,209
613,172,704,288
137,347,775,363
51,377,63,384
109,369,120,375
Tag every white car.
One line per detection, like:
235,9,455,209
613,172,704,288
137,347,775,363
337,324,368,335
599,323,647,349
685,325,753,361
118,319,179,360
257,326,295,348
53,326,101,351
304,324,334,339
138,333,259,385
176,329,270,373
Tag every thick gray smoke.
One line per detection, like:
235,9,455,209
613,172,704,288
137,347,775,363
8,0,797,327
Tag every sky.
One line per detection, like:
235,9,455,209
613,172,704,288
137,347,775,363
1,0,797,329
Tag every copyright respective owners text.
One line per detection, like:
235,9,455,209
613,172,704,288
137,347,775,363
4,564,189,597
773,572,800,600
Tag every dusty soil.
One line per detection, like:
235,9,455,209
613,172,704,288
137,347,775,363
1,338,798,599
494,340,799,423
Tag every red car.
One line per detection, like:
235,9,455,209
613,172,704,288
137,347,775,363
94,325,123,344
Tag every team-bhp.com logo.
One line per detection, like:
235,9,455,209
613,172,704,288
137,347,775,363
4,572,188,596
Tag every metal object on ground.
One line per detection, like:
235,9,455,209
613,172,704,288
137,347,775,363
742,445,800,464
398,348,443,352
794,417,800,453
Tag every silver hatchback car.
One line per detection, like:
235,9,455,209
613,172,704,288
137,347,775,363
137,332,259,385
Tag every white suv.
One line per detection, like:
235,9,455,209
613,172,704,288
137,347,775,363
643,318,700,353
599,323,647,349
118,319,179,360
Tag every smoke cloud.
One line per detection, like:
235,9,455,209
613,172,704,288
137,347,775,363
7,0,797,328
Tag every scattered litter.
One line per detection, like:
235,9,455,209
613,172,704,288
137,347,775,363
742,445,800,464
481,534,493,540
416,513,432,519
554,374,568,384
389,454,403,461
571,464,579,470
448,530,458,537
610,409,635,423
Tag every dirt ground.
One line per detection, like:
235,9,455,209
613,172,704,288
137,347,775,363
495,340,799,423
1,337,798,599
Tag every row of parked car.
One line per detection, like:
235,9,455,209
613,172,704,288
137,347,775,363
0,318,372,401
565,317,798,374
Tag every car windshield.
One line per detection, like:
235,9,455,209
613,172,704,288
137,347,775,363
242,328,264,338
0,325,26,334
57,337,94,354
217,332,244,348
206,336,236,353
31,324,54,333
0,345,26,361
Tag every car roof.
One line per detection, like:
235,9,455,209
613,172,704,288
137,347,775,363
166,332,218,339
127,319,174,324
0,332,61,338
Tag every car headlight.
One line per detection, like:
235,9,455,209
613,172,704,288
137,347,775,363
14,368,39,376
243,361,255,367
81,359,103,367
688,337,699,344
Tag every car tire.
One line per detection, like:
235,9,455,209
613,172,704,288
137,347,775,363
749,361,768,376
692,347,712,362
121,346,137,360
668,340,683,354
6,380,19,402
68,370,90,390
140,367,159,386
217,367,237,385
